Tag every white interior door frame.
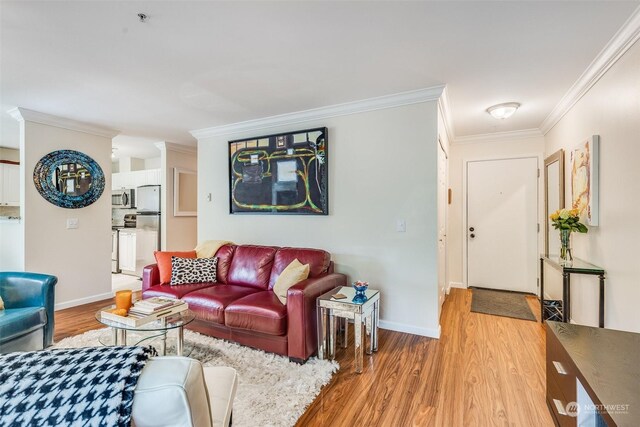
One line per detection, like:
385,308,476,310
437,136,449,317
461,153,543,295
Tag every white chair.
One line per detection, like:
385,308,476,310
132,357,238,427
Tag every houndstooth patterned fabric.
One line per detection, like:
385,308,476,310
170,256,218,286
0,345,156,427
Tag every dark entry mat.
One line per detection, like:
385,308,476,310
470,288,536,321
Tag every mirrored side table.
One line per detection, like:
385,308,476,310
316,286,380,373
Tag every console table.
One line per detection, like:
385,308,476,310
540,256,605,327
546,321,640,426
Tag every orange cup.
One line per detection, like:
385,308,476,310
115,290,133,312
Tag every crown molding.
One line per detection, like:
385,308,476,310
8,107,119,138
454,128,543,145
154,141,197,154
540,5,640,135
190,85,446,139
437,86,455,143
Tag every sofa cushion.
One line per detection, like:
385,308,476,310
154,250,197,284
272,259,310,305
268,247,330,289
143,282,215,300
132,356,212,427
0,307,46,344
227,245,277,290
170,256,218,286
225,291,287,336
182,285,259,324
203,366,238,427
214,245,236,284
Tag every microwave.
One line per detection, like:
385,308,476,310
112,189,135,208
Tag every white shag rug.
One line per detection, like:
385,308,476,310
55,328,338,427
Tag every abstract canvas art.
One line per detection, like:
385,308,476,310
229,127,328,215
571,135,599,226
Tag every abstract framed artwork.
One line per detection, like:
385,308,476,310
229,127,328,215
571,135,599,226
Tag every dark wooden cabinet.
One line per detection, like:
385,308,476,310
546,321,640,427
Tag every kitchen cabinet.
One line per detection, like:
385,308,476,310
112,169,161,190
135,228,159,277
118,230,137,272
0,163,20,206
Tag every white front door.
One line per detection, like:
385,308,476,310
467,157,538,293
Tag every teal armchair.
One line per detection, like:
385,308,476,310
0,272,57,353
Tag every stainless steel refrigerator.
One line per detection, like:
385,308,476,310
135,185,161,277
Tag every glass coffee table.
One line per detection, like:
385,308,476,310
316,286,380,373
95,306,196,356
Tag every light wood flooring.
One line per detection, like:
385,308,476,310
54,288,553,426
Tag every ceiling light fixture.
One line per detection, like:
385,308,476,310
111,148,118,159
137,13,148,23
486,102,520,120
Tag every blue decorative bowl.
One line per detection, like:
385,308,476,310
352,281,369,297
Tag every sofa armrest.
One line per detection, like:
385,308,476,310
0,272,58,346
142,264,161,294
286,273,346,361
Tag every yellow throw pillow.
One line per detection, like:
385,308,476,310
195,240,234,258
0,296,4,310
273,259,310,305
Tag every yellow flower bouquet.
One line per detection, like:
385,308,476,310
550,209,587,262
550,209,588,233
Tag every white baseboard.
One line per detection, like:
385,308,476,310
447,281,465,294
378,319,441,339
55,292,113,311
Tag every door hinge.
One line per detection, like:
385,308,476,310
537,168,540,178
537,223,540,232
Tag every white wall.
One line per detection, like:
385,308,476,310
544,40,640,333
18,117,113,310
145,157,161,170
157,142,197,251
196,101,442,337
0,219,23,270
447,134,545,288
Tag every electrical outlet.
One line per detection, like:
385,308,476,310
66,218,79,229
396,219,406,232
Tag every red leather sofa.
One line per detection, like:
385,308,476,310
142,244,346,362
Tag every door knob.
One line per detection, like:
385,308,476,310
470,233,476,239
469,227,475,232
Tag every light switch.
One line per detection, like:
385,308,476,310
396,219,406,232
66,218,79,229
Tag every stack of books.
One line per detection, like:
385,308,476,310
129,297,186,316
101,297,188,327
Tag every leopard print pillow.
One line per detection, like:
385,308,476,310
170,256,218,286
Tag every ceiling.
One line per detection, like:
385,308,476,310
112,135,161,160
1,1,638,148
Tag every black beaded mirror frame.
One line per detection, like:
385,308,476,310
33,149,105,209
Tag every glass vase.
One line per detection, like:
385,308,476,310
559,229,573,265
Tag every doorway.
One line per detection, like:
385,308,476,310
437,139,448,317
465,157,538,294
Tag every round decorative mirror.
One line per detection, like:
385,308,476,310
33,150,105,209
